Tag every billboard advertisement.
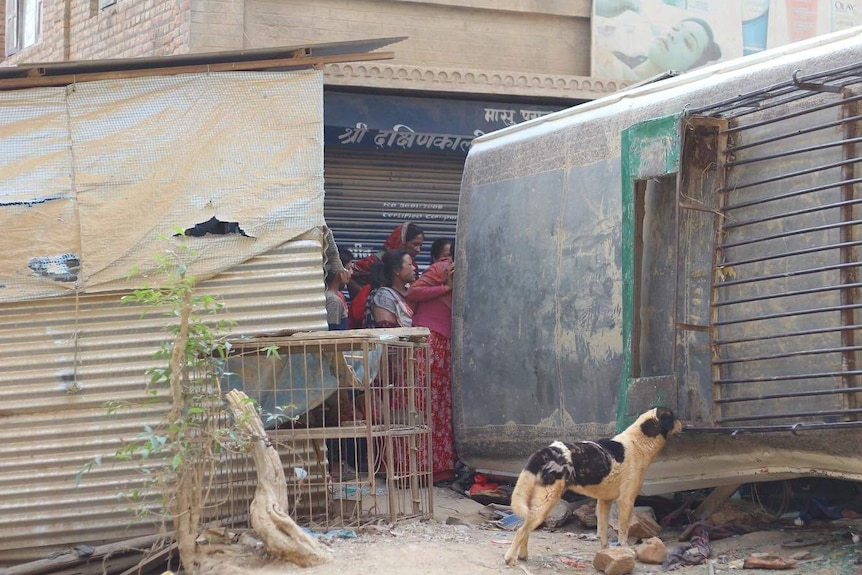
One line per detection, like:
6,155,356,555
592,0,862,81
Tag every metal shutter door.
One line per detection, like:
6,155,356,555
324,149,463,268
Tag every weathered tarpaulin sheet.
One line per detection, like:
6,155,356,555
0,69,324,302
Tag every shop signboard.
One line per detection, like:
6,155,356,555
324,92,569,155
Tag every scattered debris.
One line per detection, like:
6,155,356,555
679,520,747,542
300,527,358,542
543,499,572,529
593,546,636,575
560,556,590,568
663,524,711,571
573,501,598,529
793,497,845,526
610,505,661,541
490,538,514,546
72,544,95,558
709,500,769,526
468,474,513,505
565,532,599,542
635,536,668,564
468,473,498,495
5,534,172,575
742,553,797,570
781,536,830,549
445,516,471,527
196,528,237,545
356,523,396,536
449,464,475,495
239,532,265,550
478,503,513,520
388,520,472,544
788,551,825,565
493,511,525,531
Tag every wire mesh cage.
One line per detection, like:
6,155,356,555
215,328,434,529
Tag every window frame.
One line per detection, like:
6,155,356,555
5,0,41,57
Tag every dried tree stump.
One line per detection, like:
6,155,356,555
225,390,331,567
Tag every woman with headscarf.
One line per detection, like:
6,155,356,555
406,239,456,482
348,222,425,329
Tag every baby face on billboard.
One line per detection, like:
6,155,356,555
647,19,712,71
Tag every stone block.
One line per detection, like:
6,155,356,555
635,536,667,564
609,505,661,541
594,547,636,575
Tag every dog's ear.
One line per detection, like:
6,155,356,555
640,407,677,438
656,407,677,433
640,416,663,438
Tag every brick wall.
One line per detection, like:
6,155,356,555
4,0,191,65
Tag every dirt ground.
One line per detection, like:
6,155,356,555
242,487,862,575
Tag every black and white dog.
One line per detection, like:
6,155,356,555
504,407,681,566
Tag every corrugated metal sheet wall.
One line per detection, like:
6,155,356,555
324,149,463,267
0,235,327,564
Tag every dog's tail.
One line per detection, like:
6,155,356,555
510,469,538,519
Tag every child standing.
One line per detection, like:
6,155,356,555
325,247,354,331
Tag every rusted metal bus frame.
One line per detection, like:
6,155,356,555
454,29,862,493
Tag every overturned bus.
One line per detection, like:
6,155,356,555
453,28,862,493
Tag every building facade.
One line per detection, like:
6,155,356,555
3,0,623,261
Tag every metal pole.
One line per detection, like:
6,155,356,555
406,345,420,516
840,89,860,418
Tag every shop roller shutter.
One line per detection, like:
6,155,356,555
324,149,463,268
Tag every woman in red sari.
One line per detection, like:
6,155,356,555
406,242,456,483
348,223,424,328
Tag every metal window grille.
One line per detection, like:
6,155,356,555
685,63,862,432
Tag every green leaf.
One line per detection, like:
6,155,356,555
264,345,282,359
